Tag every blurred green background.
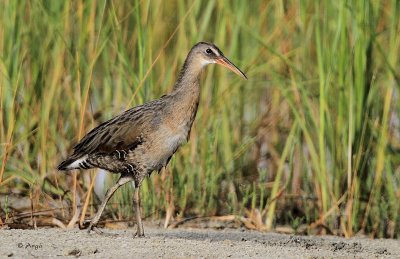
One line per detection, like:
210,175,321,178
0,0,399,238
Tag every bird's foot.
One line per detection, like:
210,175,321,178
88,224,103,235
80,219,103,235
134,231,145,238
82,220,120,237
134,225,145,238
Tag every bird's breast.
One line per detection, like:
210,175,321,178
142,123,188,170
159,124,188,153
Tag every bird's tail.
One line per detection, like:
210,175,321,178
57,158,75,171
57,155,92,171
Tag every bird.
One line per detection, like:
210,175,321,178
57,42,247,237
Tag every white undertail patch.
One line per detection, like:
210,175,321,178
66,155,89,169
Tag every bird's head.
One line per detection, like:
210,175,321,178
190,42,247,80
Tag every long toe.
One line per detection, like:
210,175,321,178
87,223,103,235
87,224,93,234
92,226,103,235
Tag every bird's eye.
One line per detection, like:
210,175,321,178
206,48,213,54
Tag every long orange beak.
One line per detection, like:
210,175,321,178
216,56,247,80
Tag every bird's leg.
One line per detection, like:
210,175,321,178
133,186,144,237
87,174,133,234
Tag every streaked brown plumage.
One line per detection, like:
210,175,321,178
58,42,247,237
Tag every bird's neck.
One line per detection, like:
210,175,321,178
172,55,204,96
168,56,203,131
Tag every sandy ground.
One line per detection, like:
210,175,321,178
1,224,399,259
